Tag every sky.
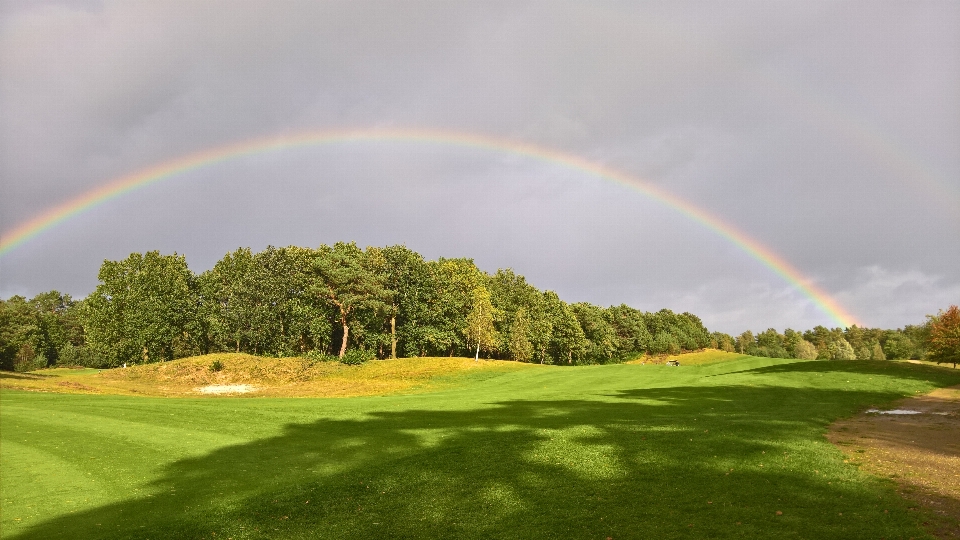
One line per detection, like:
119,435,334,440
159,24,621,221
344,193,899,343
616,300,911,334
1,0,958,335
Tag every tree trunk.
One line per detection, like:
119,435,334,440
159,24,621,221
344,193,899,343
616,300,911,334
475,342,480,362
339,323,349,358
391,315,397,359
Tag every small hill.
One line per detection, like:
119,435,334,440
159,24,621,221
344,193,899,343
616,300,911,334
0,354,532,398
626,348,753,366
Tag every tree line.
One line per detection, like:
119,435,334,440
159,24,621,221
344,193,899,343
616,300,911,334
2,244,955,371
1,244,714,370
729,311,957,365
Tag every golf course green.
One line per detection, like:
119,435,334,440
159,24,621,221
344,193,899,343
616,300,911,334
3,354,959,539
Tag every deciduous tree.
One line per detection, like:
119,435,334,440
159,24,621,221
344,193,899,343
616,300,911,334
465,286,498,361
927,305,960,368
81,252,198,366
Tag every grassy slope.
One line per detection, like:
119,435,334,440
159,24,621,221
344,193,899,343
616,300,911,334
2,356,960,539
624,348,755,366
0,354,530,398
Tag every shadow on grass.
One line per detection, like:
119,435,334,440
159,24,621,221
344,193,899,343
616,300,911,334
0,371,50,381
713,359,958,381
12,374,960,539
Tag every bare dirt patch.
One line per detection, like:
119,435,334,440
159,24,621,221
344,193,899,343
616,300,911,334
828,385,960,539
55,381,98,392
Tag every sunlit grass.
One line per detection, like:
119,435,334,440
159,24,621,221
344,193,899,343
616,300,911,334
0,354,531,398
3,356,959,538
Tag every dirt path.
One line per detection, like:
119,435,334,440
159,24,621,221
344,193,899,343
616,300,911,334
828,385,960,539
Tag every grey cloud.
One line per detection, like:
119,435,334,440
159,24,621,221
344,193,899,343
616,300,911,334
2,1,958,333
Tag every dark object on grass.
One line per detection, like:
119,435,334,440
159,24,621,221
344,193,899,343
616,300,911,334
209,360,224,372
666,360,680,366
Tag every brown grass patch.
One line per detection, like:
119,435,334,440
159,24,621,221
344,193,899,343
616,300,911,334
0,354,532,398
828,385,960,539
626,349,752,366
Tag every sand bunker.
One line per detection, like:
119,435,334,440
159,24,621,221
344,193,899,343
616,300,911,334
196,384,257,395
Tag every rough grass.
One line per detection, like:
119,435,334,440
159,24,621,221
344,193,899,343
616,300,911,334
626,348,752,365
3,356,960,539
0,354,531,398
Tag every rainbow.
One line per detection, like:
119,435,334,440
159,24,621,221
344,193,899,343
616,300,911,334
0,128,860,327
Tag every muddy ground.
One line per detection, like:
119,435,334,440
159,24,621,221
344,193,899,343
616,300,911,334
828,384,960,539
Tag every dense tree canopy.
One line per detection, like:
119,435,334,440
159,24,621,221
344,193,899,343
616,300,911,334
80,252,199,365
1,244,953,370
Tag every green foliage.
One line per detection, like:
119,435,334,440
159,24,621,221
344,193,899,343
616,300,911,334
735,330,754,355
755,328,790,359
882,332,915,359
339,348,375,365
650,331,680,355
827,338,856,360
507,307,534,362
304,349,340,363
313,242,390,358
81,251,199,366
544,292,586,364
367,244,430,359
6,244,955,372
570,303,619,364
208,359,224,372
56,343,99,367
0,292,83,370
794,339,819,360
464,286,499,359
605,304,653,355
711,331,735,352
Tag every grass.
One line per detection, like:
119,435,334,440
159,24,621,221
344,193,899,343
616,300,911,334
2,355,960,539
625,348,755,366
0,354,530,398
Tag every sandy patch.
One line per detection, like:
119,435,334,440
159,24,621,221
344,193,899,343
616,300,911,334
196,384,257,395
866,408,923,415
828,385,960,539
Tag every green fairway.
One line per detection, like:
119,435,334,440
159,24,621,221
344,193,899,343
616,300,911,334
3,356,959,539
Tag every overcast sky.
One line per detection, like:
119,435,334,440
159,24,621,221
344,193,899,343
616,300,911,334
1,0,958,334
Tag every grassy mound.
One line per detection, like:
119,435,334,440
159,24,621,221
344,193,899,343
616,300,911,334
0,354,531,398
626,348,752,365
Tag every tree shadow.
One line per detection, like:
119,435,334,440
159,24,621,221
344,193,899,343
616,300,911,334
0,371,51,381
11,381,960,539
712,359,960,383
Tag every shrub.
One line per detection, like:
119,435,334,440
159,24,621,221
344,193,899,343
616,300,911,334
305,350,339,363
13,344,49,372
209,359,224,372
340,348,375,365
57,344,101,367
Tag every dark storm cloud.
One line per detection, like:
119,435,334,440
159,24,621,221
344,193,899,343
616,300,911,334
1,1,958,333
